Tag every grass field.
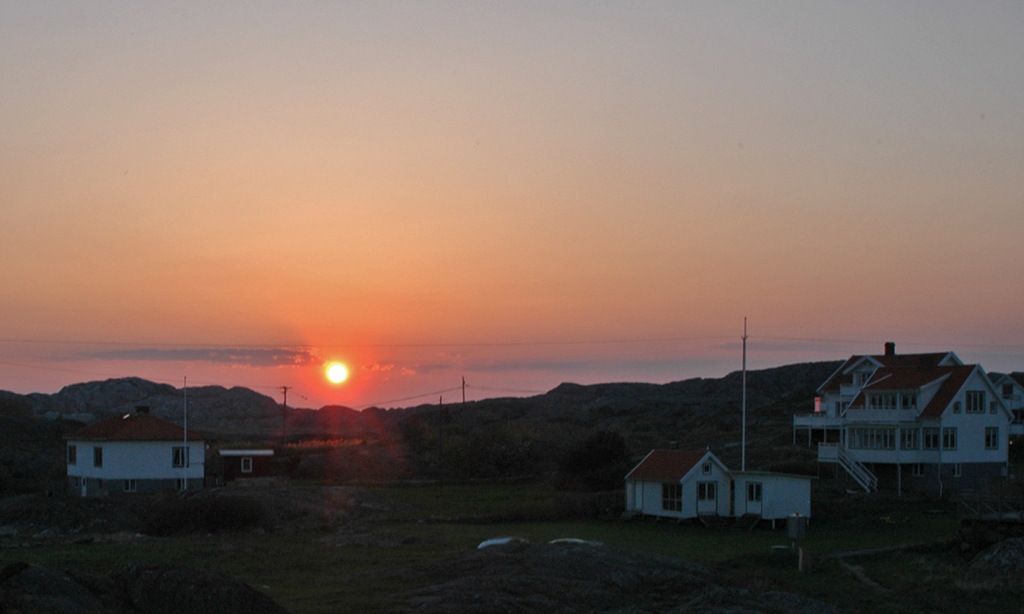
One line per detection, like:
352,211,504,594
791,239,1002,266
3,482,1022,614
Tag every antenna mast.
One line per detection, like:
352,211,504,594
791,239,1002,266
183,376,188,491
741,318,748,473
279,386,291,444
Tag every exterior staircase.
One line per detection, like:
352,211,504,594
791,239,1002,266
818,443,878,492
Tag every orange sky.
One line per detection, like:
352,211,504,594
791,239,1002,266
3,4,1024,408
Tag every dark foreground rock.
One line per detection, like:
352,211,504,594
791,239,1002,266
0,562,289,614
345,540,843,614
972,537,1024,571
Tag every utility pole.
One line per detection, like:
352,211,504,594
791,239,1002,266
741,318,748,473
279,386,291,444
438,396,444,466
462,376,466,404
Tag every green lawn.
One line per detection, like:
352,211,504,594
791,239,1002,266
5,482,1014,614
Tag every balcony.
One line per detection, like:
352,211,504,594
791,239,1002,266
793,413,844,429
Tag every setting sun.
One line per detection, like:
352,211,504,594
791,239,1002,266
326,363,349,384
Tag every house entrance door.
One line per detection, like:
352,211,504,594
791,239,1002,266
697,481,718,515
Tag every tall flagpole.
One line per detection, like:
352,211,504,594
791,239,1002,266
741,318,748,473
183,376,188,491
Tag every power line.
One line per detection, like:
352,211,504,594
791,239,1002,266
356,386,463,410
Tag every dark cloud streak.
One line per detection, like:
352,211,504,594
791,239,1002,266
79,348,321,368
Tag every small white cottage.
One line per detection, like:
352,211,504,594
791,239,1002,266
65,407,206,497
624,450,732,520
624,449,812,522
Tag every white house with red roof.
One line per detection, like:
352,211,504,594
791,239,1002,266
65,406,206,497
624,449,811,521
987,372,1024,436
794,343,1012,494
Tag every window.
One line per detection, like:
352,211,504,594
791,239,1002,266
966,391,985,414
172,447,189,468
67,445,77,465
990,401,998,414
855,372,870,387
702,463,712,475
241,457,253,473
93,447,103,468
923,428,940,450
952,463,962,477
953,401,961,414
175,478,185,491
697,482,717,501
900,393,918,409
849,428,895,450
661,483,682,512
911,464,924,477
900,429,919,450
869,393,897,409
942,427,957,450
1014,409,1024,425
1003,384,1014,400
747,482,762,502
123,479,137,493
985,427,999,450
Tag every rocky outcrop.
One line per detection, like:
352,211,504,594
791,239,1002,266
972,537,1024,572
346,540,844,614
0,561,290,614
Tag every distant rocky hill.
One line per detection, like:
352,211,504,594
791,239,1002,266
2,361,841,441
0,361,843,492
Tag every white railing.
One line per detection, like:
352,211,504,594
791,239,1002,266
818,444,877,492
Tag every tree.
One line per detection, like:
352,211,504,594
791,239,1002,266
557,431,631,491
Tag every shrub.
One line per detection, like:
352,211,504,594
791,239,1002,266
556,431,632,491
141,495,268,536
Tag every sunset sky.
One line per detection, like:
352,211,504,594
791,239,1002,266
3,2,1023,409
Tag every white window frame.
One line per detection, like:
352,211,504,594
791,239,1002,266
93,446,103,468
985,427,999,450
123,479,137,493
747,482,762,502
697,481,716,501
965,391,985,414
900,429,919,450
942,427,957,451
67,445,77,465
952,463,962,477
241,456,253,473
172,446,189,468
911,463,924,477
661,483,682,512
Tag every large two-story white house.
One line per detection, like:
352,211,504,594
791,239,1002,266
65,407,206,497
988,372,1024,436
793,343,1012,495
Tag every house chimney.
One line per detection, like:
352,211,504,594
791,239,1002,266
135,405,150,414
884,342,896,356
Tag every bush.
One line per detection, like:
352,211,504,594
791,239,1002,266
141,495,268,536
556,431,632,491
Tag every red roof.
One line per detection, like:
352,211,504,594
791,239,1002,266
818,352,957,393
846,365,977,418
917,366,976,418
625,449,709,481
66,413,206,441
